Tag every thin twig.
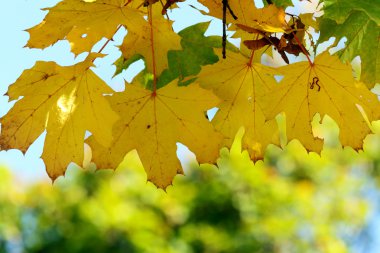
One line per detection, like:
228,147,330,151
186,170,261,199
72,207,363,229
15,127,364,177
222,0,227,59
226,1,238,20
222,0,238,59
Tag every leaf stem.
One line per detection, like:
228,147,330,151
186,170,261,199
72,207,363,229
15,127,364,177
248,50,255,67
148,5,157,94
98,26,122,54
91,25,122,63
292,32,313,66
91,0,131,61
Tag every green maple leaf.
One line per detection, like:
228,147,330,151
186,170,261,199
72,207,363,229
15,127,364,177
114,54,144,77
319,11,380,87
157,22,222,87
114,22,234,87
322,0,380,25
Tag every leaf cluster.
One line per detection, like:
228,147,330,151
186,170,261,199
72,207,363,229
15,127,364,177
1,0,380,188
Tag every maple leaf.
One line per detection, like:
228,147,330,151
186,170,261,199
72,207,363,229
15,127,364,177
322,0,380,25
319,11,380,88
119,4,181,76
87,81,223,189
299,13,319,32
262,52,380,152
246,5,290,33
26,0,146,55
197,0,255,24
0,54,118,180
197,50,280,160
198,0,289,33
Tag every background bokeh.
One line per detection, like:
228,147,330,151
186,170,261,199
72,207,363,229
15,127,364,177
2,125,380,252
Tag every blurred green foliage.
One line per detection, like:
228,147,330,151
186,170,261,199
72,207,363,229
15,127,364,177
1,119,380,253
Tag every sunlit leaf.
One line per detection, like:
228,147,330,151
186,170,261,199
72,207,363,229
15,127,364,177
263,52,380,152
197,50,279,160
0,54,118,180
27,0,145,54
88,81,222,188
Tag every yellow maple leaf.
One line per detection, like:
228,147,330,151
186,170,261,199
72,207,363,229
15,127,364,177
87,81,223,189
263,52,380,152
197,50,279,160
119,5,181,75
198,0,255,24
27,0,145,55
236,5,290,33
0,54,118,180
299,13,319,32
198,0,289,33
